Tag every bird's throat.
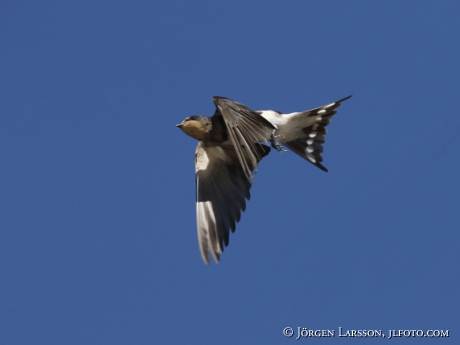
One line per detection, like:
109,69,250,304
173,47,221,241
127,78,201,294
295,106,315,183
181,120,208,141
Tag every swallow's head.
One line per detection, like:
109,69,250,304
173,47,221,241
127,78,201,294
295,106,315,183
176,116,211,141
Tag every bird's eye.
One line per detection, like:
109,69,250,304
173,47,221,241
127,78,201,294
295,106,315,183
189,116,196,120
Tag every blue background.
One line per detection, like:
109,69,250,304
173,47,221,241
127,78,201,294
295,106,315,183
1,1,459,344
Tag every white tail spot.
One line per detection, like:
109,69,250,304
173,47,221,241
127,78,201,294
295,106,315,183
307,153,316,163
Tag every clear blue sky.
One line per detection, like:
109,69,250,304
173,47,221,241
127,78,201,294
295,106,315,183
1,1,459,344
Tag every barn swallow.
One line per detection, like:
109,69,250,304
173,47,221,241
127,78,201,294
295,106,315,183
176,95,352,264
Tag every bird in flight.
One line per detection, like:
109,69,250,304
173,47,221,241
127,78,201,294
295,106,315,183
176,95,352,264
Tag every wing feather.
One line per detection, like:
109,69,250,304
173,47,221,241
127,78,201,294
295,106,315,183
195,141,269,264
212,96,276,182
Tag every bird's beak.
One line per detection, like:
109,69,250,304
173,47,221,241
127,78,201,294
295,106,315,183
176,123,183,128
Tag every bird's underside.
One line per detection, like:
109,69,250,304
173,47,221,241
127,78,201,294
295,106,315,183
185,95,352,264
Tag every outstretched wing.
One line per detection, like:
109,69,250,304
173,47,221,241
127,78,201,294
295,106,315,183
212,96,276,182
283,95,352,172
195,141,270,264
